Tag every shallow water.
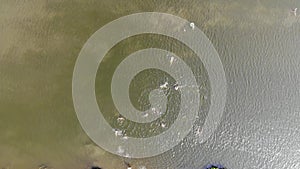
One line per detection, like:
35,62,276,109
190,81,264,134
1,0,300,169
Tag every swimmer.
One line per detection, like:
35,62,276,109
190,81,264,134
291,8,297,16
190,22,195,30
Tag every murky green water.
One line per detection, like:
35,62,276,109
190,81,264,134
1,0,300,168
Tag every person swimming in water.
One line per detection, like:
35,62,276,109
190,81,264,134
291,8,297,16
205,164,226,169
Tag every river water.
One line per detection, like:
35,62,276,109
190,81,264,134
1,0,300,169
